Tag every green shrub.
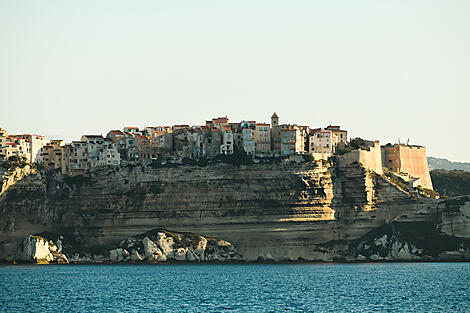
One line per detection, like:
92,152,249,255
384,171,409,191
302,154,314,163
349,137,367,150
215,148,253,166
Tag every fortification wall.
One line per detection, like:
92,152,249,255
382,145,433,190
337,141,383,175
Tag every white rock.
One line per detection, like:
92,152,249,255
397,243,411,260
193,237,207,261
389,241,401,259
143,237,163,258
174,247,187,261
156,233,175,258
264,253,275,261
21,236,55,263
374,235,388,247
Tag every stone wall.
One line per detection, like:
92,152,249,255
382,144,433,190
337,141,383,175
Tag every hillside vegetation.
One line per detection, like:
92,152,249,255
428,157,470,171
430,169,470,197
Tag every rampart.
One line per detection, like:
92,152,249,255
337,141,383,175
382,144,433,190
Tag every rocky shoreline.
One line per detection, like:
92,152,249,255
4,222,470,265
2,229,243,265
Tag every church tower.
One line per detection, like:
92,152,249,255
271,112,279,128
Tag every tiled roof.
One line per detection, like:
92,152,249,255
82,135,104,138
109,130,125,135
134,134,149,139
326,125,346,131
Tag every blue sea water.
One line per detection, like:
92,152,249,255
0,263,469,312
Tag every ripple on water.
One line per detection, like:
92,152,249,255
1,263,470,312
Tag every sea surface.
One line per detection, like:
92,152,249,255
1,263,469,312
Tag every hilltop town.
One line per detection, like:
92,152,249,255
0,112,432,190
2,113,468,265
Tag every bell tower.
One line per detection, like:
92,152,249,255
271,112,279,128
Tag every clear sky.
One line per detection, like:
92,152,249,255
1,1,469,161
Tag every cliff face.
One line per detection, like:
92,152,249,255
0,161,468,262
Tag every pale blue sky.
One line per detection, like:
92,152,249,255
1,1,469,161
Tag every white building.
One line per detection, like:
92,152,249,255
309,129,333,154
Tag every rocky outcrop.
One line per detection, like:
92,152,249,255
105,229,241,263
9,229,241,264
438,196,470,238
14,235,68,264
1,164,38,196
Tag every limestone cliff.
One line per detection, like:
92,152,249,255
0,160,469,263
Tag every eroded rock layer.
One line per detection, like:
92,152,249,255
1,162,469,262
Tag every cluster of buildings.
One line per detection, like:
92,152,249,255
0,113,348,175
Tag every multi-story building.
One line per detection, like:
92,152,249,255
69,141,89,174
134,134,155,164
106,130,138,161
280,126,304,156
150,127,173,155
229,122,243,150
173,125,190,131
220,125,233,155
206,117,229,128
241,126,255,155
18,134,48,163
40,145,57,171
203,127,222,157
106,130,126,157
5,136,30,161
0,128,8,158
123,127,140,134
254,123,271,155
58,144,73,175
309,128,333,153
81,135,105,169
326,125,348,149
98,140,120,167
187,128,205,159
